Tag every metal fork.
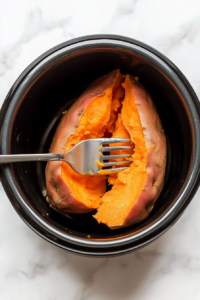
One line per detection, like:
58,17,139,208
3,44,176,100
0,138,133,175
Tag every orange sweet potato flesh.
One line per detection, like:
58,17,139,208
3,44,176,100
46,70,166,228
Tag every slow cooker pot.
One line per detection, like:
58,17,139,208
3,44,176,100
0,35,200,256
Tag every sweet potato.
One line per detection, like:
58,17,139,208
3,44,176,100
45,70,166,229
94,75,167,228
45,69,124,213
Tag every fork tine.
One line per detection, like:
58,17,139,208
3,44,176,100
101,146,134,152
101,154,132,160
103,161,131,167
100,138,131,144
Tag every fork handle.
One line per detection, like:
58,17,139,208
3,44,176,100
0,153,64,163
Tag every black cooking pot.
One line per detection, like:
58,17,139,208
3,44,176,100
0,35,200,256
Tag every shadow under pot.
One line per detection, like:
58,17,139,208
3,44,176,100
0,35,200,256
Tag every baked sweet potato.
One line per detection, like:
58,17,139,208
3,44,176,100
45,69,124,213
94,75,167,228
45,70,166,229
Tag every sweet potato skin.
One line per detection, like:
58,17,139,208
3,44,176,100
45,70,119,213
122,76,167,227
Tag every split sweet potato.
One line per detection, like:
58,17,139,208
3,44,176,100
45,69,124,213
94,75,167,228
45,69,167,228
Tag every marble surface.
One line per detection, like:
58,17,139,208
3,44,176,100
1,0,200,299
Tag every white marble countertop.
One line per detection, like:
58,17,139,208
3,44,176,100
1,0,200,299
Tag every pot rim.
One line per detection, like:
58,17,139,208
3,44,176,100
1,34,200,253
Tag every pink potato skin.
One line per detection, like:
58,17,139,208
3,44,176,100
123,77,167,226
45,70,119,213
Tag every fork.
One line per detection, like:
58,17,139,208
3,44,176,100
0,138,133,175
